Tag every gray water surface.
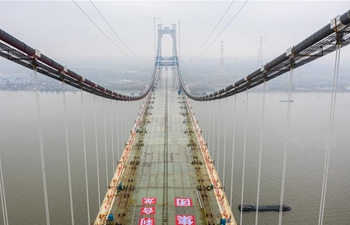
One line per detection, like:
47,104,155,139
0,91,349,225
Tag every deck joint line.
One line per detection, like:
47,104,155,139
162,70,169,224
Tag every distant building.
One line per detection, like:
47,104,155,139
0,74,32,85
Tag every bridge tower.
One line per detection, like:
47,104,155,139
156,24,178,66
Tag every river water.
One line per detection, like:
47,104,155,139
0,90,349,225
191,91,350,225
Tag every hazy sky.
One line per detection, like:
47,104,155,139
0,0,349,65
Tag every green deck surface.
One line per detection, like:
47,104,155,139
108,68,226,225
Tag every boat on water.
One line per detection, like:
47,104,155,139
238,204,291,212
279,100,294,102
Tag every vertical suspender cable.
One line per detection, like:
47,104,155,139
201,102,207,138
124,102,127,144
125,102,127,144
122,102,125,148
197,102,200,128
110,100,115,171
278,63,294,225
80,89,90,225
115,101,120,164
205,101,208,142
124,102,130,143
223,97,228,186
196,102,199,127
217,99,221,177
191,101,193,115
255,80,266,225
34,66,50,225
200,103,203,129
229,94,237,207
201,102,204,139
62,82,74,225
93,94,101,207
129,102,132,132
212,101,215,163
0,156,8,225
132,102,135,133
208,101,211,155
205,102,207,139
208,101,210,153
240,88,249,225
128,102,131,141
318,43,341,225
196,102,198,128
128,102,130,135
130,102,132,138
103,98,109,188
130,102,132,136
116,101,120,164
0,161,6,225
126,102,129,142
126,102,129,136
133,103,135,132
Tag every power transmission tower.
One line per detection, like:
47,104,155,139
255,36,268,68
217,40,226,86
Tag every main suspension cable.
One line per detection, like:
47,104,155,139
71,0,143,65
89,0,145,64
193,0,249,60
190,0,236,59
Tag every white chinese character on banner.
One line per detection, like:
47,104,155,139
176,215,195,225
139,218,155,225
142,197,156,204
176,198,191,206
141,207,155,215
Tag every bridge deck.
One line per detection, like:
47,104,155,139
97,68,234,225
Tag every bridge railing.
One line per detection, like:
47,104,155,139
93,92,152,224
185,96,236,224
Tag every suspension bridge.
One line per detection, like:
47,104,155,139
0,8,349,225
